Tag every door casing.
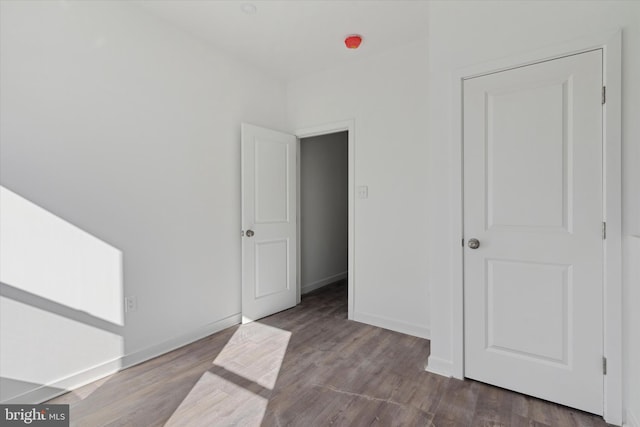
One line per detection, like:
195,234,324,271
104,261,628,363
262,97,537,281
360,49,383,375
448,30,622,424
295,120,355,320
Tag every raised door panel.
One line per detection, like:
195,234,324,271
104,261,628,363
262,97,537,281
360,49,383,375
486,259,571,366
487,80,571,232
255,139,290,224
255,239,290,299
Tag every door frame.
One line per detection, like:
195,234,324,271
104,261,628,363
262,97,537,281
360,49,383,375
295,120,355,320
449,31,622,424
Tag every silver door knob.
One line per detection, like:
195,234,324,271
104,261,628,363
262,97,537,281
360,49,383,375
468,238,480,249
246,230,255,237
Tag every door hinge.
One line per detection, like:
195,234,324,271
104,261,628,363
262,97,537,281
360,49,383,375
603,357,607,375
462,238,465,247
602,221,607,240
602,86,606,105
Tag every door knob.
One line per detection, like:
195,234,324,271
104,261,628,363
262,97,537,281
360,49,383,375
468,238,480,249
246,230,255,237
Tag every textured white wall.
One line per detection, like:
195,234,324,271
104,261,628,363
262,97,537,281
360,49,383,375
300,132,348,294
0,0,286,402
287,40,430,338
426,1,640,425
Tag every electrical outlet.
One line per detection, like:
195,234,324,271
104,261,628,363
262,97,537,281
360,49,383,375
357,185,368,199
125,296,137,313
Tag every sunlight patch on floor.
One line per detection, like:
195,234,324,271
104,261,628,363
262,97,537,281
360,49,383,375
164,322,291,425
214,322,291,390
164,371,267,427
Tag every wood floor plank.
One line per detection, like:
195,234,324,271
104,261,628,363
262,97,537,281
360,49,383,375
470,382,514,427
47,281,610,427
389,371,447,415
431,379,480,427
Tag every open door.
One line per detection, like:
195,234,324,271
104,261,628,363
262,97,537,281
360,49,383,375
241,123,297,323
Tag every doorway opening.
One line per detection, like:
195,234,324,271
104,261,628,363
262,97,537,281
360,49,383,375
295,120,355,319
299,131,349,311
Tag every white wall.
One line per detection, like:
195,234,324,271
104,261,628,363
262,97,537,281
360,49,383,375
0,0,286,403
287,40,430,338
426,1,640,425
300,132,348,294
624,236,640,427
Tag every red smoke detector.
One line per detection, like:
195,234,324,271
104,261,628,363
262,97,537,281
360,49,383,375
344,35,362,49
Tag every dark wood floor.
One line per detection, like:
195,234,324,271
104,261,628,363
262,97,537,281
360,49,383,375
49,281,610,426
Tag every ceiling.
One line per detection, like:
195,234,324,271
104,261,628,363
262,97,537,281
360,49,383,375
132,0,429,82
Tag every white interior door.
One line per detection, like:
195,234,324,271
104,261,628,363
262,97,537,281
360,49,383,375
463,50,604,414
241,123,297,323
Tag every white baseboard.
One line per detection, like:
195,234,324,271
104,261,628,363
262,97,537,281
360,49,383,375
120,313,240,369
625,408,640,427
352,311,430,339
1,313,241,404
1,358,123,405
301,271,347,295
425,355,454,378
